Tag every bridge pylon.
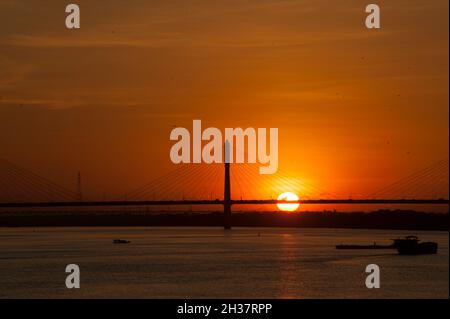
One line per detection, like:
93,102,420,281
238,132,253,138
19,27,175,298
224,141,232,230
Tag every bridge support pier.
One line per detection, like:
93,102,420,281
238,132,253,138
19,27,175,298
224,161,232,230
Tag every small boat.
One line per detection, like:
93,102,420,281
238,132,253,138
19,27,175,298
392,236,438,255
113,239,130,244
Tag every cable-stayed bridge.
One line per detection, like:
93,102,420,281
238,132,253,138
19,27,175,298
0,157,448,229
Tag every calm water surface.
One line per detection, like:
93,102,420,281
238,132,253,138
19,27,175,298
0,227,448,298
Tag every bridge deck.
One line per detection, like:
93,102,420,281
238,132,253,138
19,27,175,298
0,199,448,208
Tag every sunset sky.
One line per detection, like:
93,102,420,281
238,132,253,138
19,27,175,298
0,0,448,201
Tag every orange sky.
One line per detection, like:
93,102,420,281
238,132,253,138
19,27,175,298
0,0,448,202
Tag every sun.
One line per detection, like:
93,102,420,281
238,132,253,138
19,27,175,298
277,192,300,212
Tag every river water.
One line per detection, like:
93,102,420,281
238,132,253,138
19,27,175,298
0,227,448,298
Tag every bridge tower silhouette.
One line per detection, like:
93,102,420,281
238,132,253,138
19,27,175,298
223,140,232,229
224,161,232,230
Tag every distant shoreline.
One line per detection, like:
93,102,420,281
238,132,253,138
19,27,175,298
0,210,448,231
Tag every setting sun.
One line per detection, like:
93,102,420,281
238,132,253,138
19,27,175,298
277,192,300,212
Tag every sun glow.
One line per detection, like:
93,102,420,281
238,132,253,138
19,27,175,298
277,192,300,212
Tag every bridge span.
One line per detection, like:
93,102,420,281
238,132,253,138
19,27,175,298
0,198,448,208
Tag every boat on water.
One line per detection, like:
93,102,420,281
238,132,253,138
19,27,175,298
113,239,130,244
393,236,438,255
336,236,438,255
